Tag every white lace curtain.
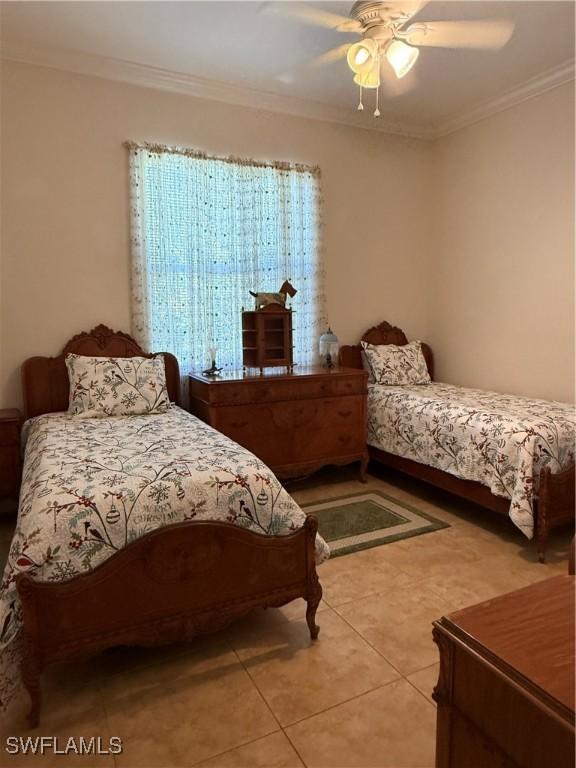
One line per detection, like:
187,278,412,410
127,142,325,374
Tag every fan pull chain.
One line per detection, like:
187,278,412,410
357,85,364,111
374,84,381,118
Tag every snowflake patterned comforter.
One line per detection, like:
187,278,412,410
368,382,575,538
0,406,329,712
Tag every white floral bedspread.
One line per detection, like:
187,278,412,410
0,406,329,713
368,382,575,537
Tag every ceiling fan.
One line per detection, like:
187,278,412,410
265,1,515,116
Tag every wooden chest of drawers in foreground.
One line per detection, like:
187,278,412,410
188,367,368,481
433,574,575,768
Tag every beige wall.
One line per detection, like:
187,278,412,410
0,60,432,409
0,61,574,409
430,82,575,402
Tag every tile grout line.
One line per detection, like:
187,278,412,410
323,572,435,612
227,637,310,768
404,675,438,709
294,582,445,683
222,620,421,763
178,636,286,768
281,676,405,731
330,605,413,679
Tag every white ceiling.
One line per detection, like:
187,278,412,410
1,1,574,136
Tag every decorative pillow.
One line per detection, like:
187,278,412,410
361,341,431,386
361,350,375,384
66,354,170,418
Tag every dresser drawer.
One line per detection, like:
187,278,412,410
193,373,366,407
213,403,294,467
294,397,365,460
214,395,365,467
203,380,296,406
0,420,20,446
288,375,366,401
296,426,364,462
320,396,364,423
0,445,21,495
450,642,573,768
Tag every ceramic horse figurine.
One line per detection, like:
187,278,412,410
249,280,297,310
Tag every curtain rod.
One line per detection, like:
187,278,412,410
123,140,321,176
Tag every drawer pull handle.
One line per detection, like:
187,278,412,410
232,420,248,429
338,410,352,418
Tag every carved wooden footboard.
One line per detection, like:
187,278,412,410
17,516,322,728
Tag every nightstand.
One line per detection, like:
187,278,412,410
189,367,369,481
0,409,22,498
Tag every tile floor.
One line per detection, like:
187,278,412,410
0,466,571,768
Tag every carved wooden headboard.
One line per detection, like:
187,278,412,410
339,321,434,379
21,324,181,419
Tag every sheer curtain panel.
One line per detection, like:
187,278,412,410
127,142,325,374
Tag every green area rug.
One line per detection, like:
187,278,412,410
303,490,449,558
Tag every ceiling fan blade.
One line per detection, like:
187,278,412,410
276,44,350,84
404,20,515,50
306,43,351,68
259,2,362,33
398,1,431,23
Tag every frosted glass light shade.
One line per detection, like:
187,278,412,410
386,39,419,79
347,39,378,75
353,62,380,89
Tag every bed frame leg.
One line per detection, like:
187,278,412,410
536,515,549,564
306,597,321,640
21,654,42,728
359,455,369,484
306,571,323,641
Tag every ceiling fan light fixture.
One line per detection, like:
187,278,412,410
353,62,380,89
385,39,419,79
347,39,378,75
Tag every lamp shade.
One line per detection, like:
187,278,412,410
347,39,378,75
385,39,419,79
319,328,339,368
353,59,380,89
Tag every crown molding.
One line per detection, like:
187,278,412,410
1,39,432,141
2,40,573,142
432,59,575,138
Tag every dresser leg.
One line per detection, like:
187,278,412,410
359,456,369,483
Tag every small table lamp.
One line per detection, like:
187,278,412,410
319,328,339,369
203,345,222,377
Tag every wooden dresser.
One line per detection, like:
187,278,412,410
189,367,368,481
0,408,22,499
433,575,575,768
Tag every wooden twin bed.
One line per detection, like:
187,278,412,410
340,321,575,563
11,325,324,727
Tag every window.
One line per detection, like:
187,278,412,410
128,142,325,374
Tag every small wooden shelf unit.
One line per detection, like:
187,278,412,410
242,305,293,372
